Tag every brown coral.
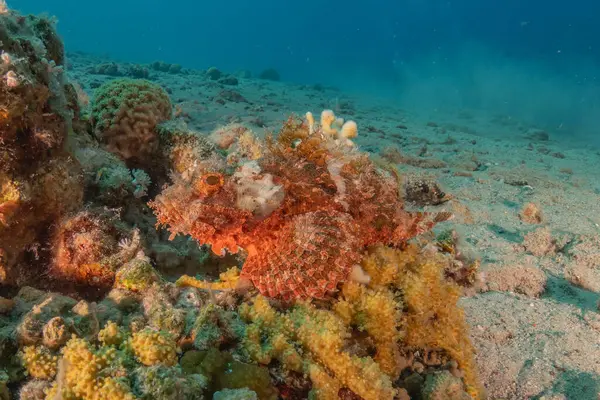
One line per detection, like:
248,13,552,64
0,157,83,285
90,78,172,167
151,114,450,300
50,209,135,288
0,14,75,176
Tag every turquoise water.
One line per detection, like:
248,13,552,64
11,0,600,140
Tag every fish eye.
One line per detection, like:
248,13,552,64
205,175,221,186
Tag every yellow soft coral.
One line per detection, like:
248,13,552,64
334,282,403,379
308,363,342,400
46,336,135,400
292,302,396,400
363,245,481,399
176,266,241,291
98,321,126,346
240,296,397,400
241,295,303,372
20,345,58,380
244,323,303,373
361,244,418,287
395,252,480,398
130,328,178,366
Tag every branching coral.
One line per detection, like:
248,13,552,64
151,112,451,300
333,281,403,378
17,317,203,400
8,243,480,400
362,244,481,399
394,249,480,398
240,295,397,400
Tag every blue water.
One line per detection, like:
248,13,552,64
10,0,600,141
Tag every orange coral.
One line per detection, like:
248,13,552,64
150,114,450,300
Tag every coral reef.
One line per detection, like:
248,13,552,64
0,11,84,286
132,365,207,400
0,13,73,171
0,7,482,400
2,248,479,400
74,145,152,205
114,258,161,292
238,245,480,400
158,122,217,176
